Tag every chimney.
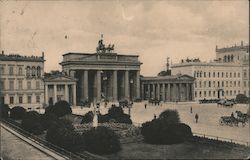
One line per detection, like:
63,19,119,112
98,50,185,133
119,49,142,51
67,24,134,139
166,57,170,71
42,51,44,58
1,50,4,55
241,41,243,46
216,45,218,51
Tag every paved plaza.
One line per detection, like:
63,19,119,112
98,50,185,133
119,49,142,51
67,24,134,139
72,102,250,144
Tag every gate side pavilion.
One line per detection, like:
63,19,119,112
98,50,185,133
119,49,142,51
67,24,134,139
60,52,142,103
141,74,195,102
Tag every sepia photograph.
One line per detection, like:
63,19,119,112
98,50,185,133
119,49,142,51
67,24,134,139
0,0,249,159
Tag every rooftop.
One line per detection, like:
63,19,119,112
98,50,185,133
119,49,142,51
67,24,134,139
216,41,249,53
0,51,45,62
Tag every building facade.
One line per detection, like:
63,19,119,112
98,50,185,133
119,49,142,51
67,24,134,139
171,42,249,101
141,75,195,102
44,72,77,106
60,39,142,103
0,52,45,108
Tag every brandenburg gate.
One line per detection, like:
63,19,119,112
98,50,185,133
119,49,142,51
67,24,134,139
60,38,142,103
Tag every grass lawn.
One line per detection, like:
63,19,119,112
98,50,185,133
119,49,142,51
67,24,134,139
104,140,250,159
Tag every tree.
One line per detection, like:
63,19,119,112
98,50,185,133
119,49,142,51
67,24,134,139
10,106,26,120
159,109,180,124
236,94,249,104
21,111,44,135
84,126,121,154
0,104,10,119
81,111,94,124
46,101,72,117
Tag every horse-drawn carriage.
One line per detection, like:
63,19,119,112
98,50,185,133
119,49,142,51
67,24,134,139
219,110,249,127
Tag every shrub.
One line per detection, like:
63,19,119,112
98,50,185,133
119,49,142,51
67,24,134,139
21,111,44,135
159,109,180,124
46,119,83,151
141,119,192,144
0,104,10,119
108,106,124,117
98,114,110,123
84,126,121,154
236,94,249,104
10,106,26,120
46,101,72,117
41,112,59,130
105,105,132,124
81,111,94,124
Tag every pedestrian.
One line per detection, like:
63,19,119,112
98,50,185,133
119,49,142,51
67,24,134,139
144,103,147,109
154,114,156,119
195,113,199,123
190,107,193,113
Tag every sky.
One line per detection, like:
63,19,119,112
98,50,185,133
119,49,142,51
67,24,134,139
0,0,249,76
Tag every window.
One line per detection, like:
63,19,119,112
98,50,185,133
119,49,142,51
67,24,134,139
217,72,219,77
234,81,236,87
199,81,202,88
244,71,247,78
0,66,4,74
213,72,215,77
226,81,228,87
193,71,196,77
230,72,232,78
238,73,240,77
209,72,211,78
18,67,22,75
244,81,247,87
226,90,228,96
196,72,199,77
204,91,206,97
195,82,197,88
213,81,215,87
0,81,4,90
230,90,232,96
9,80,14,90
19,96,23,104
18,80,22,90
222,81,224,87
32,66,36,77
230,81,232,87
222,72,224,77
234,72,236,78
204,81,206,88
28,96,32,104
238,81,240,87
217,81,220,87
9,66,14,75
209,91,211,96
27,81,31,89
26,66,30,77
36,81,40,89
200,72,202,78
37,66,41,77
36,95,40,103
195,91,197,97
199,91,202,97
226,72,228,78
222,91,224,96
234,90,236,95
10,96,14,104
208,81,211,87
213,91,215,97
204,72,206,77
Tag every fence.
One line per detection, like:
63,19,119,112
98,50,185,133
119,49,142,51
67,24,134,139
192,132,250,147
0,118,104,160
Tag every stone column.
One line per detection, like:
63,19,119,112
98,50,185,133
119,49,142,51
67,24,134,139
162,83,166,101
167,84,171,101
124,70,129,100
84,70,88,100
96,70,101,102
147,84,151,100
136,70,140,99
156,83,160,100
113,70,118,101
186,83,190,101
64,84,69,102
73,84,76,106
141,83,144,100
45,84,48,105
173,83,177,102
152,84,155,99
80,74,85,101
53,84,57,104
191,83,194,101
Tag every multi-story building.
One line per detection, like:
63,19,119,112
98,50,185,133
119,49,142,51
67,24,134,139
0,51,45,108
171,41,249,101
